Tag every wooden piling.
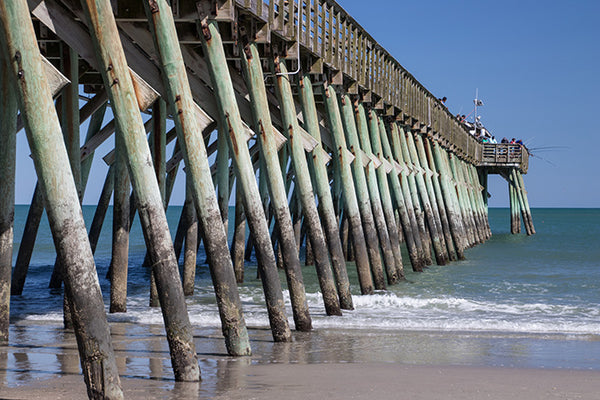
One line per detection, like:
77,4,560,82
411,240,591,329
144,1,252,354
380,121,424,271
88,166,114,255
431,142,467,259
322,84,374,294
397,126,433,265
0,1,123,396
182,178,198,296
239,44,313,328
509,172,521,234
516,170,535,234
0,55,17,344
510,168,532,235
339,94,386,289
297,74,354,310
405,130,448,265
272,58,341,316
372,115,405,279
231,181,246,284
416,135,457,261
82,0,200,380
198,18,291,342
354,102,402,285
109,132,130,313
448,153,477,246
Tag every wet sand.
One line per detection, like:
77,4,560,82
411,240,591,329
1,320,599,399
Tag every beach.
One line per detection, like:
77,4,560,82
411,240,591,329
1,320,600,399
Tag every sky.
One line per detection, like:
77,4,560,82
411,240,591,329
13,0,600,208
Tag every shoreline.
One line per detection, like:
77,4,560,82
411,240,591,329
2,320,600,399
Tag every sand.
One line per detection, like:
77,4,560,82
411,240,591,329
1,321,599,399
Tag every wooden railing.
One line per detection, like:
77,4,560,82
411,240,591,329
221,0,482,162
480,144,529,173
114,0,485,162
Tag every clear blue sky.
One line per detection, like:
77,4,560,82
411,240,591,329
339,0,600,207
14,0,599,208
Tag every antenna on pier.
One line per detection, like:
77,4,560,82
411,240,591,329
473,88,484,126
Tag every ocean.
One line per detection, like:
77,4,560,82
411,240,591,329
6,207,600,372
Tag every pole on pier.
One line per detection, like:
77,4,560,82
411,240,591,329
272,58,341,316
297,74,354,310
339,94,386,289
322,84,374,294
197,17,291,342
239,42,314,327
143,0,252,355
0,1,123,396
0,54,17,344
81,0,200,380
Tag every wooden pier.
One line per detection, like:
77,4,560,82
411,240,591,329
0,0,534,397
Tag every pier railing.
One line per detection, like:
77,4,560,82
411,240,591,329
112,0,482,162
479,144,529,173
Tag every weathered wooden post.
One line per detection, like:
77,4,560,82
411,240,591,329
197,16,291,342
81,0,200,380
297,74,353,309
468,164,491,239
0,55,17,344
88,166,114,255
371,113,405,279
381,121,424,271
109,131,130,313
354,105,400,284
448,153,477,246
231,181,246,283
431,142,467,259
397,125,433,265
516,170,535,234
182,178,198,296
510,168,533,235
509,173,521,234
462,161,486,242
0,1,123,396
339,94,386,289
322,84,374,294
272,58,341,316
143,0,252,354
239,42,313,327
405,130,448,265
416,135,457,261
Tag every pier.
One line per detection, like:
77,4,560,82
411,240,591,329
0,0,534,397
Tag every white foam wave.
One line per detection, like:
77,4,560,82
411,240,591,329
19,289,600,336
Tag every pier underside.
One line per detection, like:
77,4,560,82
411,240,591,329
0,0,534,397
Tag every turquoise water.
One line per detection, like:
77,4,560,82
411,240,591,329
7,207,600,369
